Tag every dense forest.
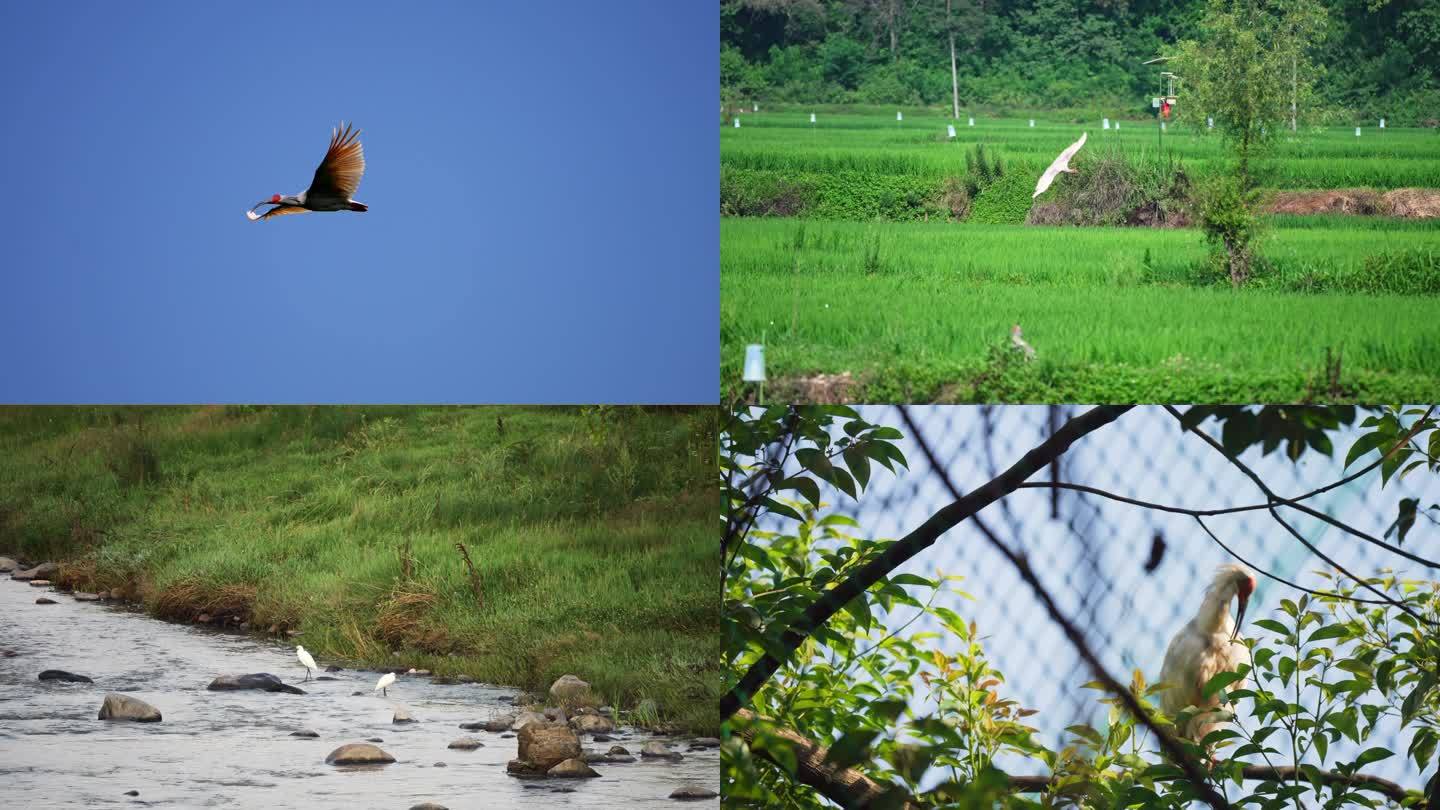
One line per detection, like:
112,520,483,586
720,0,1440,123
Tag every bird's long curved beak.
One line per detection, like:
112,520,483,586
1231,592,1250,641
245,200,274,221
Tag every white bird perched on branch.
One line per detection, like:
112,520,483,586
295,645,317,682
374,671,397,697
1033,132,1087,198
1159,564,1256,742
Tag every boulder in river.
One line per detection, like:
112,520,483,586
543,706,568,724
689,737,722,749
548,674,592,704
28,580,52,587
511,710,549,730
670,785,720,800
13,562,59,581
325,743,395,765
608,745,630,756
39,669,93,683
641,741,683,761
410,804,449,810
98,693,161,722
290,730,320,738
447,737,483,750
324,664,343,672
460,714,513,732
72,592,100,601
547,757,599,778
35,597,57,605
0,556,20,572
393,708,416,723
206,673,306,695
513,723,581,772
569,713,614,735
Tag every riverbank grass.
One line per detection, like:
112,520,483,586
0,406,717,734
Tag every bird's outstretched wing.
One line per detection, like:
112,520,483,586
307,122,365,200
248,205,310,221
1033,132,1088,198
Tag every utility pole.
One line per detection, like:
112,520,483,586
948,0,960,120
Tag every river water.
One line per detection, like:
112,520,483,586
0,578,719,809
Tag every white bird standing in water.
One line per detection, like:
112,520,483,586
1159,564,1256,742
295,645,317,682
374,671,397,697
1033,132,1087,198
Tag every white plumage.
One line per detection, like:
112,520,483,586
1159,564,1256,741
1033,132,1088,198
295,645,317,682
375,671,397,696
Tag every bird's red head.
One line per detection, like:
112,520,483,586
1238,575,1255,600
271,194,282,204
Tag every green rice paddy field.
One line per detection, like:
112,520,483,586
720,107,1440,403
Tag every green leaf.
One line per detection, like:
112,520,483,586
823,726,882,770
1401,671,1437,726
888,573,936,588
1306,624,1350,644
1253,619,1290,637
1343,431,1386,470
775,476,821,509
1352,747,1393,769
795,447,833,480
1204,670,1246,700
1383,498,1417,546
841,446,871,492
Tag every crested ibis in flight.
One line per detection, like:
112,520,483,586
1032,132,1087,199
247,123,367,221
1159,563,1256,742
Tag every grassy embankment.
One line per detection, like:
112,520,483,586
0,406,718,734
721,218,1440,402
723,108,1440,215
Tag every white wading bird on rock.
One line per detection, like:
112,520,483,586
1032,132,1087,198
1159,564,1256,742
247,122,367,221
374,671,397,697
295,645,317,682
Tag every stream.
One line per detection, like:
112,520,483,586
0,577,719,809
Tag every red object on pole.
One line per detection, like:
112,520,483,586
1161,100,1171,119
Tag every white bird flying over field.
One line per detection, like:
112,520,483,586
1032,132,1087,198
1159,564,1256,742
374,671,397,697
246,122,367,221
295,645,317,682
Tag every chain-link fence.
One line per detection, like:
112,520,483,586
748,405,1438,794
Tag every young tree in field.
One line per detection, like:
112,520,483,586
943,0,987,120
1177,0,1326,286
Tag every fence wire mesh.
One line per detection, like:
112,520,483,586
748,405,1438,793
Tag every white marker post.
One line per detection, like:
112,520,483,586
947,124,956,139
968,116,975,127
1161,121,1166,132
743,344,766,405
1380,118,1386,129
897,111,903,121
753,103,758,112
1103,118,1110,130
1208,117,1214,129
1029,119,1035,127
1115,121,1120,131
810,112,816,124
733,117,740,128
1356,127,1362,137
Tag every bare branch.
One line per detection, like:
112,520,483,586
898,406,1230,810
720,405,1132,721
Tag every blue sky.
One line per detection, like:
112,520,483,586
0,2,716,403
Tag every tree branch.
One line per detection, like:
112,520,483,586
731,709,925,810
898,406,1230,810
721,405,1132,721
729,711,1430,809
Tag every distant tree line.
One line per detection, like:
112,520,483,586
720,0,1440,124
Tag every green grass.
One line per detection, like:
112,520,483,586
723,106,1440,194
0,405,718,734
720,218,1440,402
